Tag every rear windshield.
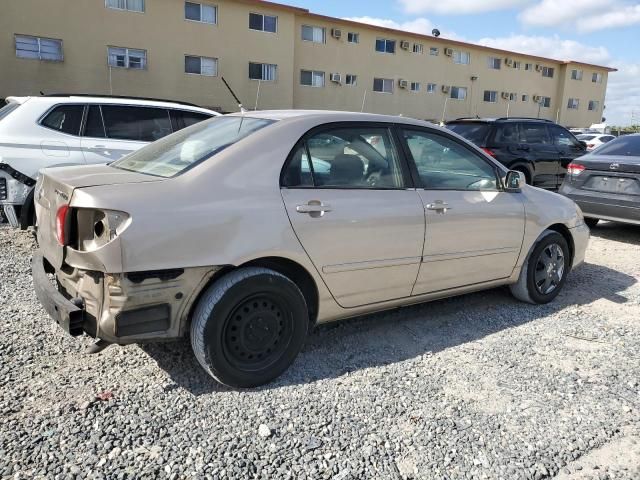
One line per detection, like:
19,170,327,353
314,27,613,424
111,116,275,178
0,102,20,122
446,123,491,144
577,134,596,141
592,135,640,157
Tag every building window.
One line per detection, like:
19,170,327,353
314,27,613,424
430,47,439,56
375,38,396,54
249,13,277,33
487,57,501,69
249,62,277,81
300,70,324,87
542,66,554,78
525,63,533,71
540,96,551,108
426,83,437,93
373,78,394,93
453,51,470,65
571,69,583,80
410,82,420,92
185,55,217,76
513,61,521,69
483,90,497,103
450,86,467,100
588,100,600,111
106,0,144,12
592,72,603,83
15,35,63,61
509,92,517,101
522,94,529,102
413,44,423,54
347,32,359,44
345,74,357,86
108,46,146,69
301,25,325,43
567,98,580,109
185,2,217,24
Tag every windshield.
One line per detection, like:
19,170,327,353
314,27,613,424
447,123,491,144
0,102,20,122
592,135,640,157
111,116,275,177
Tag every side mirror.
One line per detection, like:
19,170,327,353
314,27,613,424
505,170,523,192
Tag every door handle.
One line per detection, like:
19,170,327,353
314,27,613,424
426,201,452,213
296,201,332,218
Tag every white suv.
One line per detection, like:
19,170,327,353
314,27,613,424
0,95,219,228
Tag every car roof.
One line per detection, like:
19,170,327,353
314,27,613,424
447,117,553,124
5,95,219,115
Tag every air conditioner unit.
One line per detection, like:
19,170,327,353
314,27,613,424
444,48,453,56
501,92,510,99
400,40,410,50
533,95,541,102
535,64,543,72
441,85,450,93
505,58,513,67
331,28,342,39
399,79,409,89
330,73,342,84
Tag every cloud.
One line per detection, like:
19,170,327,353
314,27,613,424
519,0,640,32
398,0,531,14
343,16,460,38
476,34,612,65
603,63,640,126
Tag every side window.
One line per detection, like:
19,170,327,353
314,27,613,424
283,127,405,189
602,136,614,143
41,105,83,136
521,124,551,145
402,129,498,191
84,105,106,138
101,106,172,142
493,124,522,144
169,110,212,131
549,125,579,147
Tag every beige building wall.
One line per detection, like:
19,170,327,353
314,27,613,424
0,0,613,127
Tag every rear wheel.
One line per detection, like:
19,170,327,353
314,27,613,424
190,267,308,388
510,232,570,304
584,218,599,229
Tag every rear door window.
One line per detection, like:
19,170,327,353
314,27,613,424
549,125,580,147
493,124,522,144
101,105,172,142
41,104,84,136
83,105,106,138
520,124,551,145
446,123,492,144
169,110,213,132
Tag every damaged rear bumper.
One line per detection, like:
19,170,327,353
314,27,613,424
32,249,221,344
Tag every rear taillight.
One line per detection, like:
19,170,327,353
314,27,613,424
55,205,70,245
481,147,496,157
567,163,586,176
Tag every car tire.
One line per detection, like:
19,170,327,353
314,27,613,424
584,218,599,229
510,231,570,305
190,267,309,388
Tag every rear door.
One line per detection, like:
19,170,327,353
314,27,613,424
549,124,586,187
38,104,85,165
520,123,559,188
81,105,172,164
280,123,426,308
399,127,525,295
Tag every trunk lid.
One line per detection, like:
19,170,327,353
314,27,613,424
35,164,161,268
570,155,640,196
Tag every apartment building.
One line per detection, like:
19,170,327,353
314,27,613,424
0,0,615,127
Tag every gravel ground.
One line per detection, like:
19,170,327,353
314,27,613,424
1,222,639,480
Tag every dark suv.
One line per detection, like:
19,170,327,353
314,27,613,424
446,118,586,189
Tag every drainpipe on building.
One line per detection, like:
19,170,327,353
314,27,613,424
440,96,449,125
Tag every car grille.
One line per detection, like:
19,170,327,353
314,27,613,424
0,177,7,200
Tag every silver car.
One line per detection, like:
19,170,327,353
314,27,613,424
32,111,589,388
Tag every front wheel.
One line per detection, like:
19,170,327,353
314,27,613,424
190,267,309,388
510,232,570,304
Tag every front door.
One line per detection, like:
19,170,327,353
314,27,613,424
280,124,425,308
520,123,559,189
399,128,526,295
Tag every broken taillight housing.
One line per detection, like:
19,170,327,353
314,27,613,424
55,205,70,246
74,209,131,251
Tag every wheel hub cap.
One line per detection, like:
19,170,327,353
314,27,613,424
534,243,565,295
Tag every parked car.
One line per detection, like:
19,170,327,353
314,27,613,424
447,117,587,189
559,133,640,227
576,133,616,152
0,94,219,229
32,111,589,388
